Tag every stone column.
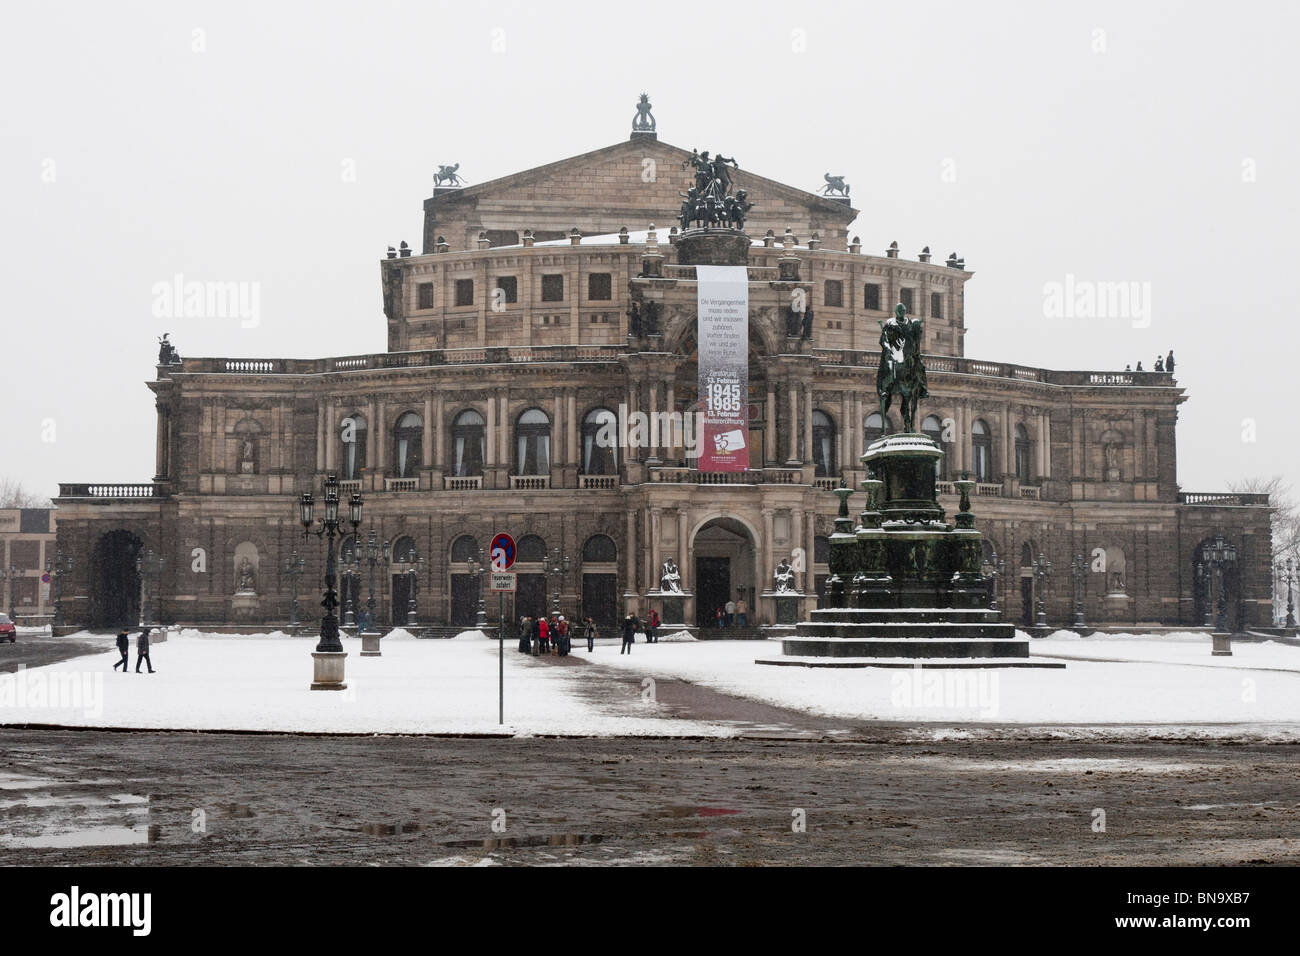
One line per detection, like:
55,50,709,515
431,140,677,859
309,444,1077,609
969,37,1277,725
567,390,577,467
422,397,434,469
553,393,563,470
647,379,660,461
678,509,689,591
434,393,445,470
376,400,387,475
485,395,496,468
787,384,799,463
665,384,676,461
803,383,814,465
625,508,637,599
499,393,510,468
839,392,850,472
791,509,803,591
766,385,776,467
650,508,661,581
762,508,775,601
325,403,336,471
316,401,326,473
365,400,377,486
1001,402,1011,478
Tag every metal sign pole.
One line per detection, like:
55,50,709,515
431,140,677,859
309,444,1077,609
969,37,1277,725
498,591,505,725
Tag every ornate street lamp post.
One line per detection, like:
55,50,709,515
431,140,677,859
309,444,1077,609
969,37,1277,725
1277,557,1296,629
405,546,422,626
466,556,488,628
134,550,164,626
1,566,19,625
48,550,71,630
1196,560,1213,627
342,554,359,628
984,548,1004,613
362,529,390,636
1032,552,1052,629
300,473,363,690
543,547,571,617
1069,553,1087,629
1201,535,1237,632
284,549,305,628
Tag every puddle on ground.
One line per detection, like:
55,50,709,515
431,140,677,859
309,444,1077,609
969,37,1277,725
0,783,151,850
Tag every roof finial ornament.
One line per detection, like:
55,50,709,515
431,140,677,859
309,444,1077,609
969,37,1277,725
433,163,466,192
630,93,657,140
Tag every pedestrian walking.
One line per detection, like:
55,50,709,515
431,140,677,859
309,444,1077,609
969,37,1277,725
621,614,636,654
112,630,130,671
725,599,736,627
736,598,748,628
648,608,660,643
135,628,155,673
584,616,596,652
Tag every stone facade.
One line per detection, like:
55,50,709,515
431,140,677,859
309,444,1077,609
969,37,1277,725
0,508,57,624
54,126,1272,632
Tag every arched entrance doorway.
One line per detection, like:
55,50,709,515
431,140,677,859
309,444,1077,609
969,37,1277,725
691,516,757,628
90,530,144,628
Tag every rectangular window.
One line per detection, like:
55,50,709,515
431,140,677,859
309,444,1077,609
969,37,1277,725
541,274,564,302
824,279,843,308
454,279,474,307
416,282,434,310
495,276,518,304
587,273,612,301
930,292,942,319
900,288,915,315
864,283,881,311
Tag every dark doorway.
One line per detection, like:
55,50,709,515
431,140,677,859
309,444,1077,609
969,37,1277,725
451,573,479,627
696,556,730,627
391,573,412,625
582,573,617,634
517,573,547,621
90,530,143,628
1020,576,1034,628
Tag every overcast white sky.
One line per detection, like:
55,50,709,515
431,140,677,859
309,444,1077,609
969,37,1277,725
2,0,1296,498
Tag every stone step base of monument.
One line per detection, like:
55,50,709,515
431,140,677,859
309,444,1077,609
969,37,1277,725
779,636,1032,659
796,622,1018,640
756,654,1066,669
809,608,1004,624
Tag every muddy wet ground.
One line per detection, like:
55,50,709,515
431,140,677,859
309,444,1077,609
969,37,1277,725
1,730,1297,866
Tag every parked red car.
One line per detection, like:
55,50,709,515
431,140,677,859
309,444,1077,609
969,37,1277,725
0,613,15,643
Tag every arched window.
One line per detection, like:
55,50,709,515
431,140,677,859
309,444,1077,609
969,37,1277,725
582,534,617,564
340,413,367,481
393,412,422,479
971,419,993,483
864,412,888,446
392,535,418,563
451,410,485,477
581,408,618,475
450,534,480,564
1014,423,1032,482
516,535,547,563
1020,543,1033,567
922,414,948,480
811,411,836,477
515,408,551,475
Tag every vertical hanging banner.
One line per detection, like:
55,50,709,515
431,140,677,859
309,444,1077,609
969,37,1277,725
696,265,750,472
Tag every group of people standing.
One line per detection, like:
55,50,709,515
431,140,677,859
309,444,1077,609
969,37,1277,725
712,599,748,628
517,613,592,656
619,608,660,653
113,627,155,673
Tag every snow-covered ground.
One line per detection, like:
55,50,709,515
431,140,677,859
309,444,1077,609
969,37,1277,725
1,628,1296,740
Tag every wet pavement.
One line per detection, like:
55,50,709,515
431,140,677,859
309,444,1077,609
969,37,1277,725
1,730,1297,865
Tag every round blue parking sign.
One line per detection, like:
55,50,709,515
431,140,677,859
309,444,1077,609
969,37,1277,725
489,532,516,571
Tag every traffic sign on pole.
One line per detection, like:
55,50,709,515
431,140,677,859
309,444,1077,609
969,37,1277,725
489,572,517,592
490,532,516,571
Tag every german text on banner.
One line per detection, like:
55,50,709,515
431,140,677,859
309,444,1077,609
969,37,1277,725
696,266,749,472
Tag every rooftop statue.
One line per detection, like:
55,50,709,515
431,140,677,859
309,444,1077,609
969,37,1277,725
632,93,656,133
678,149,749,231
876,303,928,434
434,163,466,188
820,173,850,197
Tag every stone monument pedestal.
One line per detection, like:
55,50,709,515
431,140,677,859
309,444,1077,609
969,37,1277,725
647,590,689,628
231,591,260,624
311,651,347,690
763,590,803,627
360,632,382,657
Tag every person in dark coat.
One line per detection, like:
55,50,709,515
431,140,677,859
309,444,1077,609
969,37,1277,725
621,614,636,654
531,616,542,656
135,628,155,673
517,616,531,654
113,630,130,671
584,616,596,652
